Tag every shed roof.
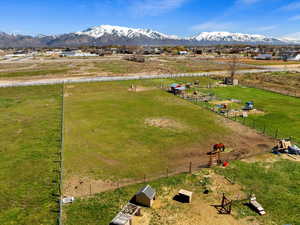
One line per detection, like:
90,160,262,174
136,185,156,199
111,212,131,225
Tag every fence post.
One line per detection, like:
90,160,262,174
275,128,279,139
189,161,192,174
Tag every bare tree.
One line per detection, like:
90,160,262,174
228,55,239,80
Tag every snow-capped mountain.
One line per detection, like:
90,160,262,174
189,32,283,44
76,25,180,40
0,25,299,47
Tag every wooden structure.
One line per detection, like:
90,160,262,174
134,185,156,208
220,193,232,214
276,139,292,151
249,194,266,215
110,203,141,225
208,144,224,167
178,189,193,203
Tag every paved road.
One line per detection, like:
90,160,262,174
0,67,299,88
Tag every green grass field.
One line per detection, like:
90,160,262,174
63,79,230,184
0,85,62,225
216,159,300,225
0,69,69,78
200,86,300,144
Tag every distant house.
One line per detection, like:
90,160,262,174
178,51,188,55
134,185,156,207
288,53,300,61
254,54,272,60
60,50,98,57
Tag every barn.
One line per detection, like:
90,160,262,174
134,185,156,207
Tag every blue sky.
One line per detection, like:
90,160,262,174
0,0,299,39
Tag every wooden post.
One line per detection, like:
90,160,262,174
189,161,192,174
90,183,92,196
275,128,279,139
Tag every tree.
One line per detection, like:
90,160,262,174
228,55,239,79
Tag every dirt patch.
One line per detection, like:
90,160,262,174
210,100,232,105
145,117,188,131
210,172,247,200
241,153,278,163
64,176,117,197
128,86,157,92
135,172,259,225
280,154,300,162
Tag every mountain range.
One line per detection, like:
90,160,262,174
0,25,299,48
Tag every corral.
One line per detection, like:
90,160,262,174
62,79,273,197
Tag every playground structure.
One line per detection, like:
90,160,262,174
208,143,225,167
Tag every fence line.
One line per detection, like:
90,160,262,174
72,146,271,198
240,81,299,99
179,94,299,146
0,68,291,88
58,83,65,225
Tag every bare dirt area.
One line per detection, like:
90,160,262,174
145,117,189,131
133,171,259,225
128,86,158,92
64,176,117,197
219,118,274,160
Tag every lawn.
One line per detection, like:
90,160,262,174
63,79,231,184
0,85,62,225
216,159,300,225
200,86,300,144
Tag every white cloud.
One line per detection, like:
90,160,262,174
191,22,235,32
281,32,300,40
257,25,277,31
130,0,189,16
280,1,300,11
289,15,300,20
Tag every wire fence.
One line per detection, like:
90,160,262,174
239,81,300,99
180,94,299,146
58,83,65,225
70,147,270,198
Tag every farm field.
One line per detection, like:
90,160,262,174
198,86,300,144
0,85,62,224
0,56,254,80
233,58,300,66
63,79,273,197
237,71,300,97
64,154,300,225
